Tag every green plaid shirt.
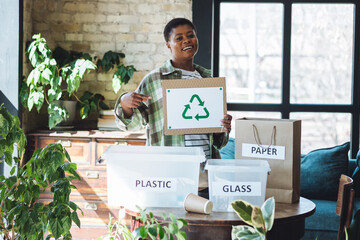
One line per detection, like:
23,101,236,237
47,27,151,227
114,60,229,158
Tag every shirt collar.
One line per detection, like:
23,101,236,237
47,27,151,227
160,59,212,77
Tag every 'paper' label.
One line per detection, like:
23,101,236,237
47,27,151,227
212,182,261,196
132,177,177,192
242,143,285,160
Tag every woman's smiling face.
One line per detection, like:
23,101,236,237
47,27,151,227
166,24,199,63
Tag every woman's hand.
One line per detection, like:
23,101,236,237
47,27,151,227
220,114,232,133
120,92,151,118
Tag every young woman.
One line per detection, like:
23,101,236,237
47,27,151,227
114,17,232,163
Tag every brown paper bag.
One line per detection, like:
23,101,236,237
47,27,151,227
235,118,301,203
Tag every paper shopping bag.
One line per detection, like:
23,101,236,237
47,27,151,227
235,118,301,203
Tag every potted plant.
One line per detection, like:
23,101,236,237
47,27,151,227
95,50,136,94
0,104,82,239
98,206,188,240
20,34,107,129
231,197,275,240
21,34,136,130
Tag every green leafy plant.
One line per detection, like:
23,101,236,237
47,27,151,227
79,91,109,119
231,197,275,240
21,34,97,129
98,206,187,240
95,50,136,94
0,104,82,239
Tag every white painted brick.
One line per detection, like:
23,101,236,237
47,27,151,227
63,2,77,12
90,42,117,52
97,72,114,82
65,33,83,41
98,3,128,13
148,33,164,43
116,33,135,42
135,34,147,42
107,15,139,24
48,13,72,23
141,14,167,24
126,43,155,53
83,33,114,42
83,24,98,32
103,91,118,101
74,13,106,23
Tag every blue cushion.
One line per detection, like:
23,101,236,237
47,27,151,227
305,199,339,232
220,137,235,159
352,152,360,197
301,142,350,201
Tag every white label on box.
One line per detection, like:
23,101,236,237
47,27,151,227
212,182,262,196
166,87,224,129
131,177,177,192
242,143,285,160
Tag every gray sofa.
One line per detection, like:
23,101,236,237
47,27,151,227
219,138,360,240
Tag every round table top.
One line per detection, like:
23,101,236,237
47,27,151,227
126,197,316,226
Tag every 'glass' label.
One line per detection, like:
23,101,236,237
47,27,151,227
212,182,261,196
242,143,285,160
132,177,177,192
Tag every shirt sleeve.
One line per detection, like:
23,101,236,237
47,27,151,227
212,132,230,150
114,93,148,131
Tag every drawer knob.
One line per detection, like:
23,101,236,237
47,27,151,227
57,140,72,147
84,202,97,210
86,171,99,179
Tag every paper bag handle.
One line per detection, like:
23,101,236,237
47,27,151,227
252,124,276,149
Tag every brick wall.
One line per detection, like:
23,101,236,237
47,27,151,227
23,0,193,132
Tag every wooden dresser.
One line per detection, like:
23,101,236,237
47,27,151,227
26,130,146,239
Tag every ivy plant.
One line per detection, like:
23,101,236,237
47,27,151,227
231,197,275,240
0,104,82,239
98,206,187,240
21,33,97,129
95,50,136,94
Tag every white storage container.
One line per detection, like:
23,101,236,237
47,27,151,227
103,145,205,210
206,159,270,212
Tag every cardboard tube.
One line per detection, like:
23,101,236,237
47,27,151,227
184,193,213,214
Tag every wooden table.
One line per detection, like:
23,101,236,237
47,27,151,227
126,197,315,240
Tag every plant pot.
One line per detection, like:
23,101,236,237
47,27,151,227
54,100,77,127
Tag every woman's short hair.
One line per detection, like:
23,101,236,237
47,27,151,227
163,18,197,42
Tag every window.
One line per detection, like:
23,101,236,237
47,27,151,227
193,0,360,156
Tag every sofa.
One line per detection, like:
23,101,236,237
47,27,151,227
219,138,360,240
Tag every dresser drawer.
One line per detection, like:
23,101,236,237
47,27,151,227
95,138,146,165
37,137,91,165
70,169,107,196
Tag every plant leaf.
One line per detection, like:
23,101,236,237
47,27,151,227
261,197,275,231
251,206,265,228
232,200,254,226
232,225,264,240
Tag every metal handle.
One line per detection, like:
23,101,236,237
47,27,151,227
84,202,97,210
56,140,72,147
115,141,128,145
86,171,99,179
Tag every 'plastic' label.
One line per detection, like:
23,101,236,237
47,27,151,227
132,177,177,192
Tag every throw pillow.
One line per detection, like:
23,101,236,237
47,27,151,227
351,150,360,197
300,142,350,201
220,137,235,159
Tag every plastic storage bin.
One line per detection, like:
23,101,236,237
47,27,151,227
206,159,270,212
102,145,205,210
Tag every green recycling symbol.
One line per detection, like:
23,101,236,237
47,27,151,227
182,94,210,121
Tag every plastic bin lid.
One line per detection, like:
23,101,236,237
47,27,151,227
101,145,206,163
205,159,271,172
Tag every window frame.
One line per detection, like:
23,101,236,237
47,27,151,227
193,0,360,157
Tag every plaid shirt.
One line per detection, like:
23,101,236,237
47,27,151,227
114,60,229,158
